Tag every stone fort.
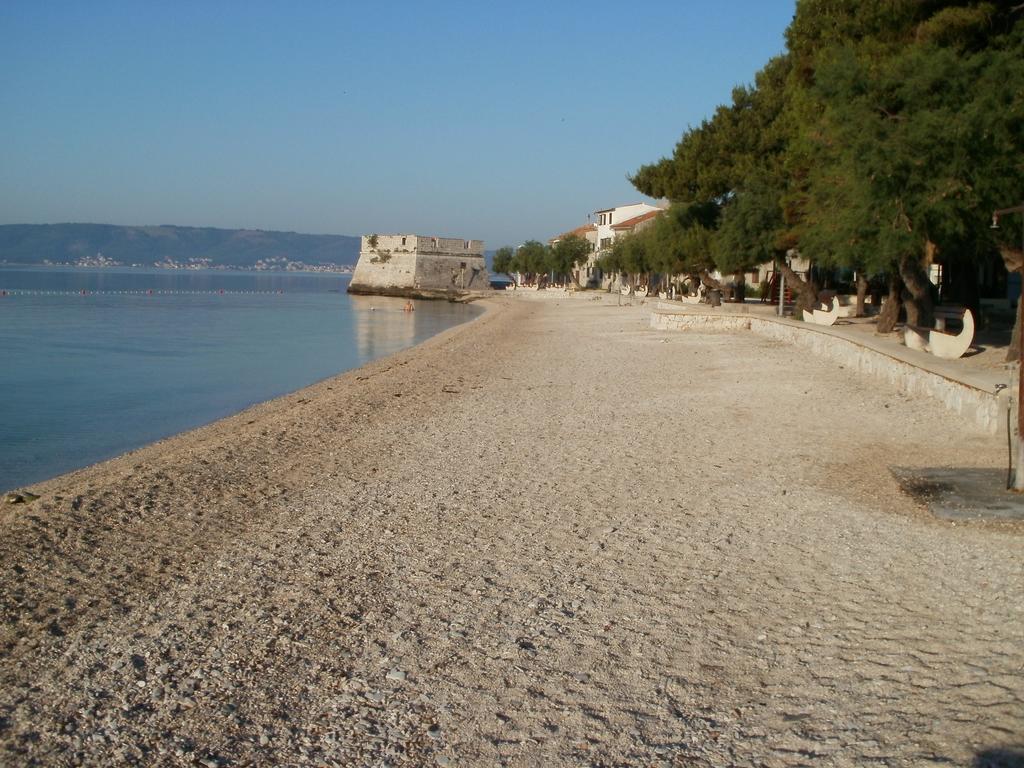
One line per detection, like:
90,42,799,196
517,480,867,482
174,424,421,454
347,234,491,299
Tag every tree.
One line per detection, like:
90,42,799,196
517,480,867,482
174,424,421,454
492,246,515,283
596,237,631,290
511,240,550,286
632,0,1024,331
788,0,1024,331
631,55,811,309
550,234,594,288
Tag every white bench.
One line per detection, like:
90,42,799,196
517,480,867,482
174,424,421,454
802,300,840,327
903,307,974,360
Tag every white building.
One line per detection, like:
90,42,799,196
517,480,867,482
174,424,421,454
547,200,669,288
591,201,666,287
548,222,597,250
593,201,666,252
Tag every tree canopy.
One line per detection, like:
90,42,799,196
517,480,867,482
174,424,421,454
629,0,1024,325
491,236,595,286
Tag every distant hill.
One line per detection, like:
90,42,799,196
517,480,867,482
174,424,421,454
0,224,361,268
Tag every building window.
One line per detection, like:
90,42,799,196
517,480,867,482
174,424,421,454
607,212,612,225
401,237,406,246
600,237,612,249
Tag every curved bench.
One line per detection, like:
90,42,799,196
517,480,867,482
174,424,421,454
802,300,840,327
902,308,974,360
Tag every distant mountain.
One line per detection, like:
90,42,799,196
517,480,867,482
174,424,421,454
0,224,361,269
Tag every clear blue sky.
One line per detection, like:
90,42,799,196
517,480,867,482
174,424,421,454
0,1,795,247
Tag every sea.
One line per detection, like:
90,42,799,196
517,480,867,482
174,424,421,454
0,266,482,493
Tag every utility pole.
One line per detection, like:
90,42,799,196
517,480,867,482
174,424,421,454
777,269,785,317
993,203,1024,489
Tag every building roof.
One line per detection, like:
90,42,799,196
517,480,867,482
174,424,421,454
594,200,669,215
610,210,663,230
548,223,597,244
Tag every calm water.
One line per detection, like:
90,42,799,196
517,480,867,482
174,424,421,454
0,266,481,492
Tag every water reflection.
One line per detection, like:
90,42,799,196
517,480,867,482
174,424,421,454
349,295,420,358
0,270,481,492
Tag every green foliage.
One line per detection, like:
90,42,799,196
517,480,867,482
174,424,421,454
793,0,1024,274
593,204,725,284
712,176,784,273
515,240,549,275
492,246,514,277
629,0,1024,290
598,240,626,280
550,234,593,279
495,238,587,283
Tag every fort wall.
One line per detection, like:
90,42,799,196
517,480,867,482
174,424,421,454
348,234,491,299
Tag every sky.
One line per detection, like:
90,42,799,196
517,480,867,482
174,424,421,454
0,1,796,247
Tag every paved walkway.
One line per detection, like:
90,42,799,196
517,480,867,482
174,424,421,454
656,297,1012,393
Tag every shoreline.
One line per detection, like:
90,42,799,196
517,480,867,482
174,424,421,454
2,296,1021,766
346,284,493,302
5,296,499,497
0,290,487,499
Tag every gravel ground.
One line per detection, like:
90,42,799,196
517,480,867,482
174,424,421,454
1,296,1022,767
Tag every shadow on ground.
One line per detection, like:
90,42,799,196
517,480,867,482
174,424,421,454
974,747,1024,768
892,467,1024,520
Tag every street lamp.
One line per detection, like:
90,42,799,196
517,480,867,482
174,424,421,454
992,202,1024,489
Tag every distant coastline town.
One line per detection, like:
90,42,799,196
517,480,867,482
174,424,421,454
0,223,361,273
16,253,355,273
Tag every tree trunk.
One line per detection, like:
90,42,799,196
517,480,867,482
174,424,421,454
1000,247,1024,363
777,259,820,317
686,273,701,296
1009,298,1022,364
855,273,869,317
699,270,722,290
899,249,934,329
876,272,904,334
733,270,747,302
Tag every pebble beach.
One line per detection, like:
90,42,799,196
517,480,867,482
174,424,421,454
2,295,1022,767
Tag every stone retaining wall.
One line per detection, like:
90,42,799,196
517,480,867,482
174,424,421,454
651,310,1007,434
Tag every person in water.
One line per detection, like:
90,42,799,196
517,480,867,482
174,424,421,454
403,300,415,313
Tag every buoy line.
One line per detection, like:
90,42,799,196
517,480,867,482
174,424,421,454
0,289,287,297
